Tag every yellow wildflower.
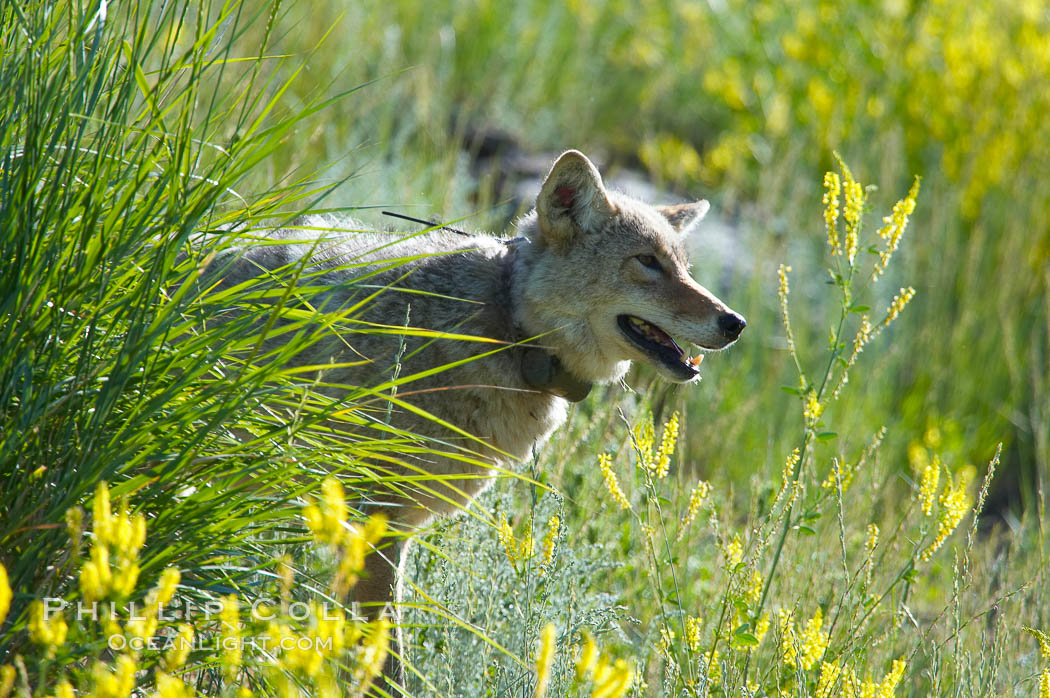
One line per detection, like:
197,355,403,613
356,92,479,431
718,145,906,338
155,672,195,698
724,533,743,568
94,481,113,543
704,648,722,687
534,623,557,698
164,624,195,671
877,658,907,697
745,568,763,605
591,658,634,698
1023,626,1050,659
633,417,655,470
817,660,843,697
822,457,855,492
28,600,67,649
90,655,136,698
836,157,865,266
219,595,242,675
823,171,842,254
921,470,972,561
778,265,797,357
541,515,560,570
804,389,824,423
337,513,387,594
866,523,880,552
657,626,675,660
0,666,14,698
783,448,801,483
754,612,771,646
654,411,680,478
780,607,829,671
304,477,348,546
598,453,631,511
873,176,921,280
354,620,389,698
1040,669,1050,698
685,615,703,653
0,564,9,627
497,513,519,564
677,480,711,540
576,630,598,681
883,287,916,327
918,457,941,516
54,680,75,698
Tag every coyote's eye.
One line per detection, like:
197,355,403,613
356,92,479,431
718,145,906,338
636,254,663,272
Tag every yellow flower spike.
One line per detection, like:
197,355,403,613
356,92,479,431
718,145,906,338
654,411,680,478
921,471,972,561
592,658,634,698
804,390,824,423
918,458,941,516
29,600,68,649
0,563,10,627
873,176,921,280
93,482,113,545
54,680,75,698
817,660,842,698
576,631,598,681
835,156,865,266
876,658,907,698
777,265,797,358
0,666,14,698
677,480,711,540
724,534,743,568
745,568,763,605
541,515,560,570
1039,669,1050,698
66,506,84,550
684,615,703,653
633,417,656,471
598,453,631,511
704,648,722,687
533,623,557,698
354,618,390,695
781,607,829,671
153,567,180,607
1023,626,1050,659
219,595,242,674
156,672,195,698
866,524,880,553
823,171,842,254
163,624,195,671
497,513,518,565
883,287,916,327
753,612,771,646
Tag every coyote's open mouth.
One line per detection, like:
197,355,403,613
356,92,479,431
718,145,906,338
617,314,703,381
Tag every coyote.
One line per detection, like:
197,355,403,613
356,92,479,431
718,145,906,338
213,150,744,690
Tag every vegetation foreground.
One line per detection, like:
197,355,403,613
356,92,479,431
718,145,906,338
1,0,1047,696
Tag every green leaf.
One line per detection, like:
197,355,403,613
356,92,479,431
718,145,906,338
781,386,801,396
817,431,838,441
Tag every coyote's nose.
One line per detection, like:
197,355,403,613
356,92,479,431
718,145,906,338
718,312,747,339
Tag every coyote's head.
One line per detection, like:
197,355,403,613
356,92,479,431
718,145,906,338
515,150,746,384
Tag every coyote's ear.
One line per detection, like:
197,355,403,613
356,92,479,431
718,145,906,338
655,201,710,237
535,150,612,248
